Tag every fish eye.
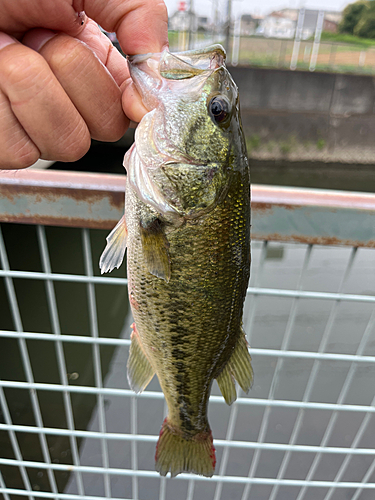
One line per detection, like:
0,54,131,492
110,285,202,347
208,95,231,126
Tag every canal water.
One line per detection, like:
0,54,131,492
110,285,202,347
51,132,375,194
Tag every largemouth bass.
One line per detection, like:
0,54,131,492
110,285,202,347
100,44,252,478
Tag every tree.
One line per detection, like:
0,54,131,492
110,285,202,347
339,1,369,35
354,3,375,37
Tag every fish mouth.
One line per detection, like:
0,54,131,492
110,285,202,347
127,44,226,75
127,44,227,109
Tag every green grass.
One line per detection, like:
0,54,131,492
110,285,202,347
168,31,179,47
279,143,290,154
320,31,375,48
167,31,213,51
246,134,261,152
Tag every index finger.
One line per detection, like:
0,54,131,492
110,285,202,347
84,0,169,55
1,0,168,56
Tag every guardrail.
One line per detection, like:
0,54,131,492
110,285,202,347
1,169,375,245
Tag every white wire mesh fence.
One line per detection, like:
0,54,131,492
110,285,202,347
1,171,375,500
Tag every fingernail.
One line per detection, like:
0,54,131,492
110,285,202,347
22,29,56,52
0,32,17,50
76,11,86,27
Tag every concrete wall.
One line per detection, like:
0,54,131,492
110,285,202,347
230,66,375,163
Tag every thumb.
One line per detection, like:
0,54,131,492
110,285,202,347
83,0,169,55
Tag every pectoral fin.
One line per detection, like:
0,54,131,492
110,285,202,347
99,215,127,274
217,330,253,405
140,217,171,282
127,323,155,393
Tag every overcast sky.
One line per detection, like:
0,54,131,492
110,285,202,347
164,0,352,18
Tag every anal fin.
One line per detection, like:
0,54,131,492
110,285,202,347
127,323,155,393
99,215,127,274
228,331,254,394
217,330,253,405
217,365,236,406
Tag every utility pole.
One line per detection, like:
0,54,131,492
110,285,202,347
211,0,218,43
225,0,232,57
309,10,324,71
189,0,195,49
290,7,305,70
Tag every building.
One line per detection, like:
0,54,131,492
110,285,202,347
169,9,195,32
275,8,341,35
256,13,296,39
257,8,341,39
197,16,209,32
240,14,258,36
323,18,338,33
169,10,209,32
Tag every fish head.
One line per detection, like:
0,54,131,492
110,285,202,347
126,45,248,219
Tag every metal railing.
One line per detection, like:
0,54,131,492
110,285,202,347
169,32,375,75
231,36,375,74
0,169,375,500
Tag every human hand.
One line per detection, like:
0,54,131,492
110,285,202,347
0,0,168,168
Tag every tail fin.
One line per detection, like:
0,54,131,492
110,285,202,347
155,418,216,478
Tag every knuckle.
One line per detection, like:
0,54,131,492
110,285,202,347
60,124,91,162
93,103,128,142
15,150,40,169
44,36,90,74
153,0,168,18
3,145,40,169
93,123,127,143
1,47,46,92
